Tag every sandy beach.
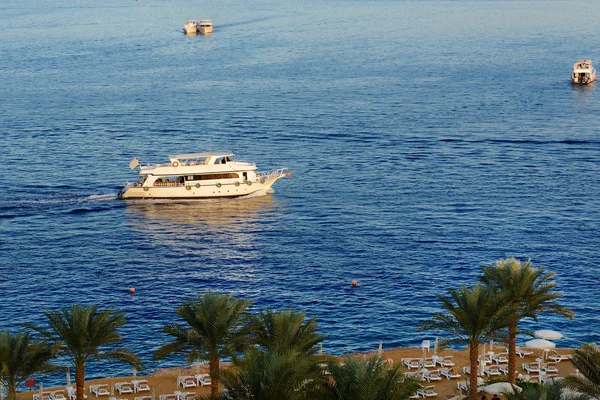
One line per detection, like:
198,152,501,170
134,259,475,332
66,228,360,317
18,346,576,400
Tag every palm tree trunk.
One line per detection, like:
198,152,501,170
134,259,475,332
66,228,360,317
469,343,479,400
75,365,85,400
6,377,17,400
507,324,517,384
209,356,220,400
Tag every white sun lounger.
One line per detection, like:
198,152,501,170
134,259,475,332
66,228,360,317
498,364,509,374
547,350,569,362
440,367,461,379
457,380,468,391
417,385,437,398
51,391,67,400
178,376,197,389
159,395,178,400
402,358,420,369
195,373,211,387
115,382,133,395
421,357,436,368
134,397,152,400
132,380,151,393
177,393,195,400
89,385,110,398
516,347,533,358
34,392,52,400
404,371,424,381
436,355,455,367
424,369,442,382
483,365,502,376
66,387,87,400
492,352,509,364
522,361,541,374
543,362,559,373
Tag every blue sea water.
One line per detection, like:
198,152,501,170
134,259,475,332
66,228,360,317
1,0,600,385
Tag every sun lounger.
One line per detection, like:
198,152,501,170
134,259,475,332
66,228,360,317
159,395,178,400
440,367,461,380
492,352,509,364
177,393,195,400
195,373,211,387
543,362,559,373
178,376,197,389
134,397,152,400
66,387,86,400
547,350,569,362
402,358,420,369
516,347,533,358
457,381,468,391
437,355,455,367
522,361,541,374
528,374,542,383
424,369,442,382
417,385,438,398
132,380,150,393
420,357,436,368
483,365,502,376
404,371,424,381
51,391,67,400
34,392,52,400
115,382,133,395
408,394,420,400
498,364,509,374
89,385,110,398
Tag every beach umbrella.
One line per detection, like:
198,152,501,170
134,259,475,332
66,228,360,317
524,338,555,349
378,341,382,357
434,338,438,356
195,358,201,373
319,344,323,356
534,330,563,340
66,368,71,387
133,366,137,380
483,382,522,394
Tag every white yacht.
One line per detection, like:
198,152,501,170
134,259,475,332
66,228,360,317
198,19,214,34
183,20,198,34
571,59,596,84
118,152,289,200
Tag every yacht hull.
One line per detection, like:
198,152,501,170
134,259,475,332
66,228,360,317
119,177,279,200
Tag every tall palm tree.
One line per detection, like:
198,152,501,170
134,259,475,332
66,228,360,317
26,304,143,400
317,355,422,400
419,284,507,400
251,309,327,354
562,343,600,399
0,330,57,400
480,258,574,383
220,346,324,400
153,292,254,399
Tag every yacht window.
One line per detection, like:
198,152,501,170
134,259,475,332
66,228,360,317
191,173,240,181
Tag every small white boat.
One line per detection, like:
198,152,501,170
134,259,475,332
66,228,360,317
183,20,198,34
118,152,289,200
571,59,596,84
198,19,214,35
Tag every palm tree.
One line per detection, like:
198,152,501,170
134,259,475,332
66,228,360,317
502,381,566,400
0,330,57,400
26,304,143,400
251,309,327,354
418,284,507,400
220,346,324,400
480,258,574,383
153,292,254,399
317,355,422,400
562,343,600,399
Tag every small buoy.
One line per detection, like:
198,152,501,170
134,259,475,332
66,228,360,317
285,172,291,177
129,287,135,294
351,280,358,287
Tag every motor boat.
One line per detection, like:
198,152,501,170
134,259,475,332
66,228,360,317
118,152,289,200
571,59,596,84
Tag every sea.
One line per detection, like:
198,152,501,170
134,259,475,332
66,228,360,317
1,0,600,386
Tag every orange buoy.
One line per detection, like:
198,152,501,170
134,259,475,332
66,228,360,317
285,172,291,177
351,280,358,287
129,287,135,294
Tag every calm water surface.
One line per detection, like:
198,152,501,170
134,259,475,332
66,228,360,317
1,0,600,384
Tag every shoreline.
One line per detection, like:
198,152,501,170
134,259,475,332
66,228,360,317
16,346,577,400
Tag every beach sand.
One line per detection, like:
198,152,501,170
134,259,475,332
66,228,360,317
18,347,576,400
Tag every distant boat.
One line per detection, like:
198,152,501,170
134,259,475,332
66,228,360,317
183,20,198,34
571,59,596,84
198,19,214,35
